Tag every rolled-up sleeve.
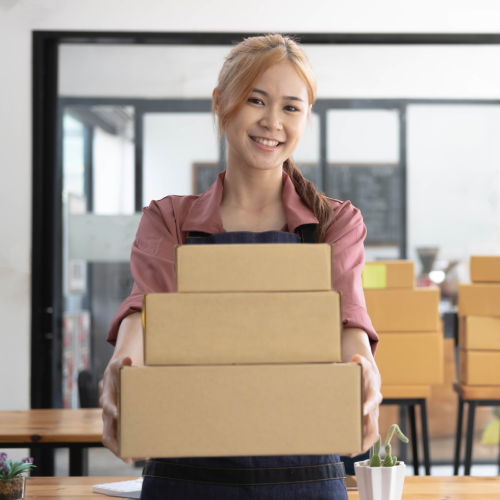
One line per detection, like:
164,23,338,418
325,199,378,355
107,199,179,346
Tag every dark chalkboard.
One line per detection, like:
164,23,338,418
193,163,219,195
193,163,319,195
325,164,400,245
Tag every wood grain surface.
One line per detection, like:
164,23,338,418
21,476,500,499
0,410,103,443
453,381,500,400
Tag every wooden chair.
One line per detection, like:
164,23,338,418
381,385,432,475
453,381,500,476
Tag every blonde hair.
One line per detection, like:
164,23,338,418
214,34,333,242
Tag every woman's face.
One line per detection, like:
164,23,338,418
222,61,311,172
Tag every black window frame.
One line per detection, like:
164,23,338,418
33,31,500,410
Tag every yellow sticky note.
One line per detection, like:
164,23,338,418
362,264,387,289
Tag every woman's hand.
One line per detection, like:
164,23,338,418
100,356,133,463
100,312,144,463
352,354,383,453
341,328,382,455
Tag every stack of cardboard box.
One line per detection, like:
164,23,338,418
363,261,443,386
458,256,500,386
118,244,364,459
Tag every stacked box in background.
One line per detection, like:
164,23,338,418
118,244,364,458
363,261,444,386
458,256,500,385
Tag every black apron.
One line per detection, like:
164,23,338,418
141,225,348,500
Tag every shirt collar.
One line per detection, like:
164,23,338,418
181,170,319,235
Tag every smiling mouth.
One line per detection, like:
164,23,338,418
250,136,282,147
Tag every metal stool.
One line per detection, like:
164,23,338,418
381,385,432,475
453,381,500,476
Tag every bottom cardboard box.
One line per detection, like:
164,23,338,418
460,350,500,385
119,363,363,458
376,332,444,385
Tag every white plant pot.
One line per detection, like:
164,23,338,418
354,460,406,500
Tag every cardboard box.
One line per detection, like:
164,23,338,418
118,363,363,458
458,284,500,317
362,261,414,289
143,291,342,365
459,350,500,385
459,316,500,350
175,244,332,292
471,256,500,283
364,288,440,332
376,332,444,385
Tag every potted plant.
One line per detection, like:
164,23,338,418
0,453,35,500
354,424,409,500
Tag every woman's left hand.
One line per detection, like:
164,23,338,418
351,354,383,453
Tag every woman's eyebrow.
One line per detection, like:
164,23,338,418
252,88,305,103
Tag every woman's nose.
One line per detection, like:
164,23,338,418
259,107,282,131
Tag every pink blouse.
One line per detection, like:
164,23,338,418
108,171,378,354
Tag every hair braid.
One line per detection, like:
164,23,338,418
283,158,333,242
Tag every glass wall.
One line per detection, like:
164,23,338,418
55,41,500,471
61,106,136,407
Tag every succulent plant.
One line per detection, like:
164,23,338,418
369,424,408,467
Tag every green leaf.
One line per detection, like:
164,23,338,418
370,455,381,467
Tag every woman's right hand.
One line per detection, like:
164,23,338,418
100,356,133,463
100,312,143,463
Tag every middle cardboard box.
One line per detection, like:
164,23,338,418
143,291,342,365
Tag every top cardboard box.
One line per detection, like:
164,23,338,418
362,261,414,289
364,288,440,332
458,284,500,317
175,244,332,292
470,256,500,283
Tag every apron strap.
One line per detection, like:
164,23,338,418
298,224,317,244
187,225,318,243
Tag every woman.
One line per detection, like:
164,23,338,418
101,34,382,499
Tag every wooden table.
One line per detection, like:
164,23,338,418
22,476,500,499
0,410,103,476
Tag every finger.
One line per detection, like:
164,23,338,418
102,419,118,456
351,354,367,366
116,356,133,368
362,412,380,452
363,392,383,416
102,399,118,419
102,415,119,456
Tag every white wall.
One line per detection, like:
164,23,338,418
60,44,500,100
2,0,500,413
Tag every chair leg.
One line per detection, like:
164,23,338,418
453,396,464,476
69,446,88,476
408,404,419,475
29,448,55,476
398,405,407,464
464,401,477,476
420,399,431,476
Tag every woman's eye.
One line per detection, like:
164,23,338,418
284,105,300,112
248,98,264,105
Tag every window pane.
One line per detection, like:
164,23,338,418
143,113,219,203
